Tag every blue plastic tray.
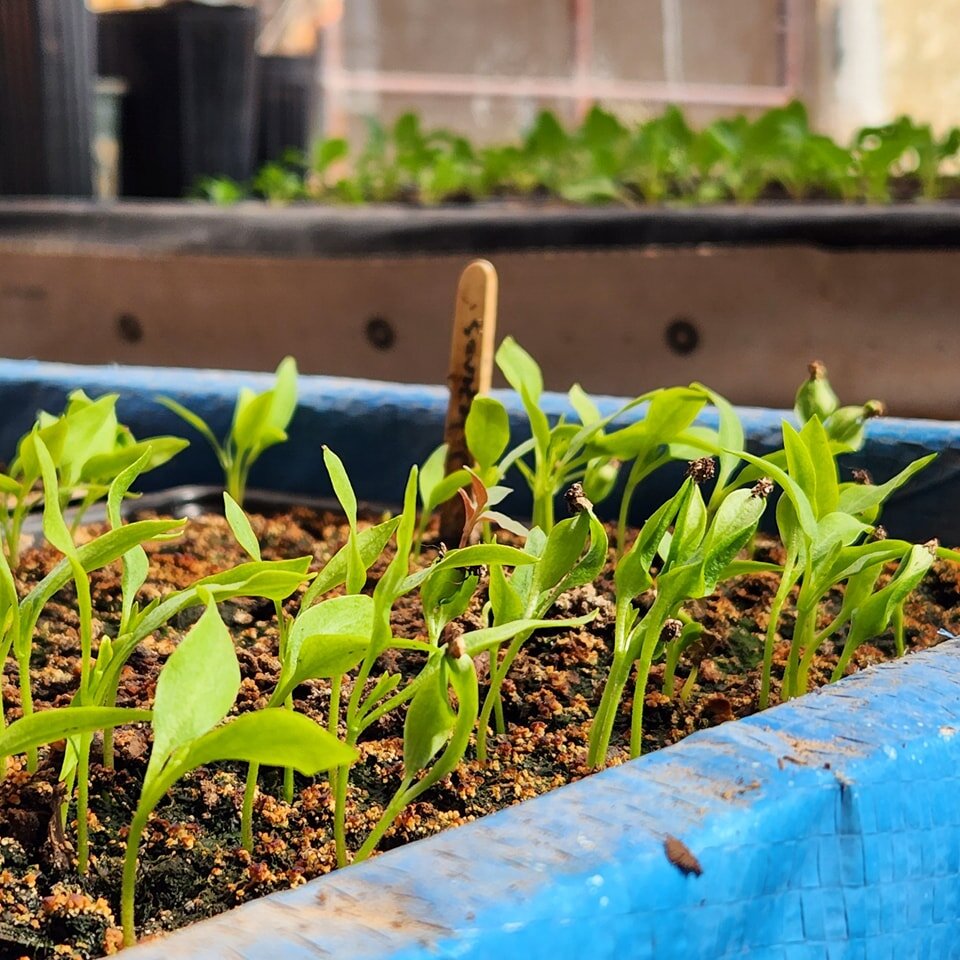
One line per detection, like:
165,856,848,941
2,358,959,958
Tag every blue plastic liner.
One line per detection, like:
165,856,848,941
2,357,959,957
0,358,957,541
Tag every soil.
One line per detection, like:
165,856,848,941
1,504,958,959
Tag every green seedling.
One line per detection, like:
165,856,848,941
158,356,297,505
589,464,775,766
121,597,355,946
227,103,960,207
0,389,186,565
482,337,642,533
476,485,607,760
739,412,938,705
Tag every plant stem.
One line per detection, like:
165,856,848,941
241,762,259,853
76,733,92,873
893,604,905,657
679,666,698,702
353,780,413,863
121,809,149,947
760,557,796,709
629,653,653,759
17,649,37,772
587,657,631,768
333,759,350,868
476,629,532,761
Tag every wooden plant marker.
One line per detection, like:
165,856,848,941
438,259,498,546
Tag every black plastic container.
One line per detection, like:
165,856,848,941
256,53,318,167
0,0,95,197
98,1,258,198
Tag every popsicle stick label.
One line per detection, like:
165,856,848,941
439,260,498,543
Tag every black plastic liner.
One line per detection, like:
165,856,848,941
3,201,960,257
98,2,258,198
0,0,94,197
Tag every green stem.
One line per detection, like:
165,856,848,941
476,629,532,761
532,486,554,534
76,734,92,873
121,809,149,947
333,759,350,868
679,666,698,703
353,779,413,864
893,604,905,657
241,761,259,853
791,604,819,699
629,653,653,759
760,557,796,709
587,658,630,768
616,480,637,560
17,649,37,772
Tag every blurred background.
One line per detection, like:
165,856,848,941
1,0,959,419
3,0,958,199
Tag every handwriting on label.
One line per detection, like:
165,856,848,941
446,313,483,472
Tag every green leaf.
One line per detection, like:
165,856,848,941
666,482,707,568
0,473,21,495
699,488,767,591
535,512,590,594
301,516,400,607
323,447,358,526
398,543,536,596
466,397,510,471
460,610,597,657
615,487,685,598
422,567,478,642
692,384,743,493
836,455,936,516
83,437,189,483
568,384,601,426
800,416,839,516
146,599,239,783
234,390,281,456
155,397,224,460
287,593,375,669
419,444,448,507
844,544,935,649
782,421,819,517
179,710,356,781
34,434,74,558
403,661,456,777
195,557,311,595
268,357,298,434
223,493,261,561
488,563,524,626
496,337,543,402
0,706,151,759
736,450,817,538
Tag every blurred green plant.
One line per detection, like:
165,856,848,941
198,103,960,206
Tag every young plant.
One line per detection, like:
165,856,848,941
742,422,939,705
285,464,592,865
0,389,187,565
484,338,691,535
158,356,297,505
476,484,608,760
589,463,775,766
121,597,354,946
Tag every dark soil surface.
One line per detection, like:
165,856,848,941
1,506,958,959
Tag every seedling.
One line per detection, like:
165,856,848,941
0,389,186,565
121,597,355,945
588,465,774,765
214,103,960,206
158,356,298,505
